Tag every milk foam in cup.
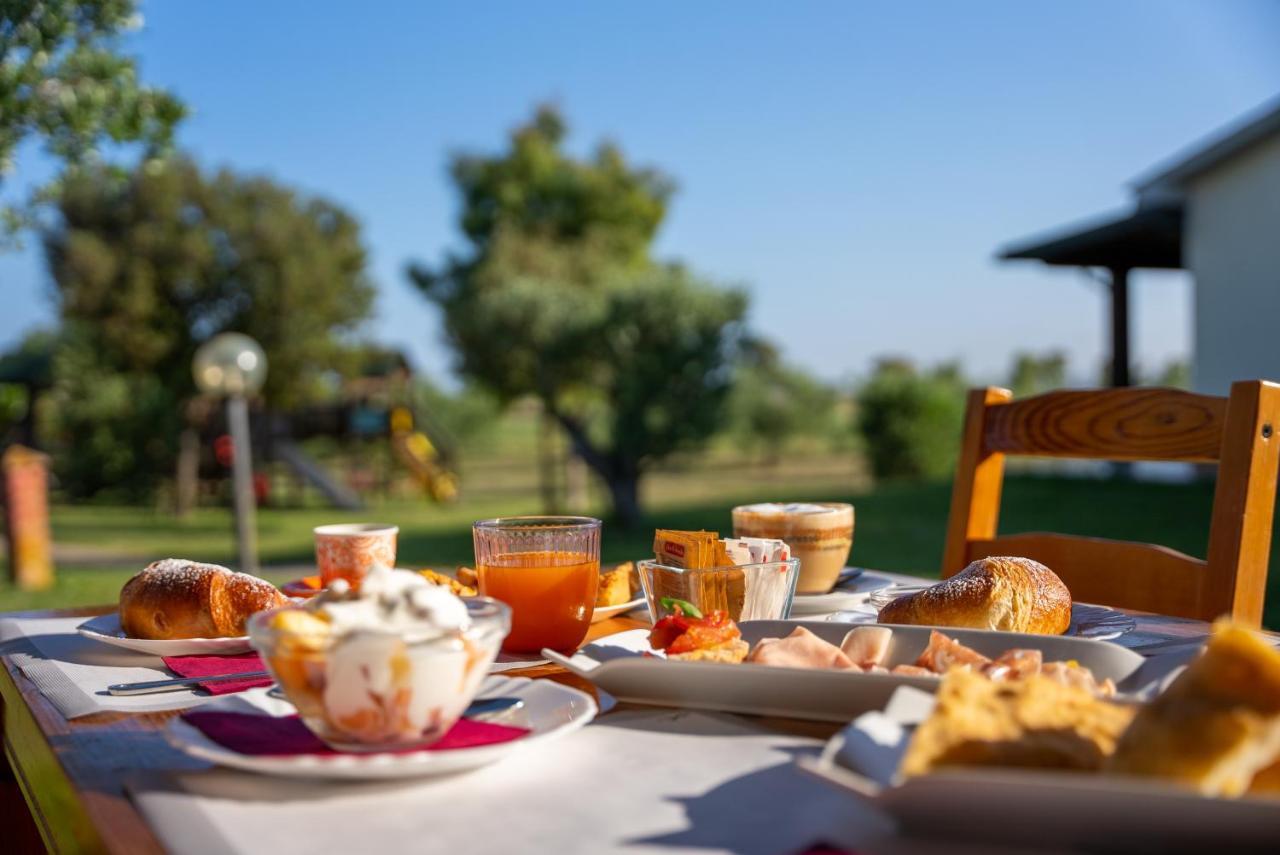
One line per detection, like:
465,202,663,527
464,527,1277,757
731,502,854,594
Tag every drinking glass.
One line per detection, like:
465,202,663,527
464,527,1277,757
472,516,601,654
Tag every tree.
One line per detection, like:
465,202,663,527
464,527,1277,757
856,359,967,481
409,107,746,525
42,158,376,498
1008,350,1067,397
727,341,839,462
1151,359,1190,389
1,0,185,241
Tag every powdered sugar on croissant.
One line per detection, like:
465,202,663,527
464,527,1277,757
877,556,1072,635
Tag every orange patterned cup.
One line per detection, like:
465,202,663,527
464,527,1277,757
314,523,398,588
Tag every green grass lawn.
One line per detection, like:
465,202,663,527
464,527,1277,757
4,468,1273,628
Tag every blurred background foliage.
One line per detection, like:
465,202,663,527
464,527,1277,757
410,106,748,525
34,158,375,498
0,63,1196,525
855,359,968,481
0,0,185,240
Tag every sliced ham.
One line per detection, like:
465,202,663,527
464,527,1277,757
840,626,893,668
915,629,991,672
747,627,856,670
980,648,1043,682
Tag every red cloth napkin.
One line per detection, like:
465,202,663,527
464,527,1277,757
162,652,272,695
181,710,529,756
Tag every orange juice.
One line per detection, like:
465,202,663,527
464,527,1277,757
477,550,599,653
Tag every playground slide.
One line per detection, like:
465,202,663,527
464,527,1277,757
273,440,366,510
390,429,459,502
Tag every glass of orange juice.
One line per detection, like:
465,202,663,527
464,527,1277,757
472,516,601,654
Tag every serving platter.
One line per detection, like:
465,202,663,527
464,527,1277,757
165,675,597,780
543,620,1147,722
77,613,254,656
800,687,1280,850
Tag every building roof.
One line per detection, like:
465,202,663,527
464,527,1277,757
997,204,1183,269
1132,95,1280,197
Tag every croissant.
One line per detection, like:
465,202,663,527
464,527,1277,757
119,559,287,639
877,556,1072,635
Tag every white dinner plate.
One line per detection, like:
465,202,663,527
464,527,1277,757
800,686,1280,850
543,621,1147,722
591,596,646,623
788,569,895,616
164,675,597,780
828,595,1137,641
79,612,554,673
77,613,254,656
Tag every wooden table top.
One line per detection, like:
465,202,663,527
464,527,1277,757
0,601,1245,855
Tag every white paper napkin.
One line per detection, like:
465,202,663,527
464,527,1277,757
0,616,214,718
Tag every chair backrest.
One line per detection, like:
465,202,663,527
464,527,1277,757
942,381,1280,626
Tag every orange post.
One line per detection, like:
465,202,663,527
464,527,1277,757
3,445,54,590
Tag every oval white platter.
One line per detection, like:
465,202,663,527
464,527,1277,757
165,675,597,780
799,686,1280,850
77,613,253,656
544,621,1147,723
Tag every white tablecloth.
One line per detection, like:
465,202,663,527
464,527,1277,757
0,615,214,718
128,707,1039,855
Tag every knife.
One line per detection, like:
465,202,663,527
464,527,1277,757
105,675,524,715
108,671,271,695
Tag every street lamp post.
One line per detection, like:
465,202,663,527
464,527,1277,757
193,334,268,575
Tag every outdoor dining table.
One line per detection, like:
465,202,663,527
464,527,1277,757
0,571,1261,855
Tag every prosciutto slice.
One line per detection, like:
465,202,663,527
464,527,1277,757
747,627,856,670
840,626,893,668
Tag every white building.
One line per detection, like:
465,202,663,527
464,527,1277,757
1000,96,1280,394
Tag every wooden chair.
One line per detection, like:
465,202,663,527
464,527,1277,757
942,381,1280,626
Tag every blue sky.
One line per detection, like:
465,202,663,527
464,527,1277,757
4,0,1280,386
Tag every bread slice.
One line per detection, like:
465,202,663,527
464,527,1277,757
596,564,633,607
668,639,749,664
900,669,1134,778
1108,620,1280,796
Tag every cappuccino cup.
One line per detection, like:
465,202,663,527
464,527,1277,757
731,503,854,594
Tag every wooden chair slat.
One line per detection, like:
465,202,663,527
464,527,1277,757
966,533,1207,618
984,387,1227,462
943,380,1280,626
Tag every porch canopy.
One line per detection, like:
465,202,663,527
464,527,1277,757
997,203,1184,387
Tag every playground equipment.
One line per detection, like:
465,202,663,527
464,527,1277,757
196,357,460,510
389,406,459,503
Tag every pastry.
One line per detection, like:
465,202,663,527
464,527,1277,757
900,669,1135,777
596,562,634,607
1108,620,1280,796
417,568,477,598
119,559,287,639
878,556,1071,635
